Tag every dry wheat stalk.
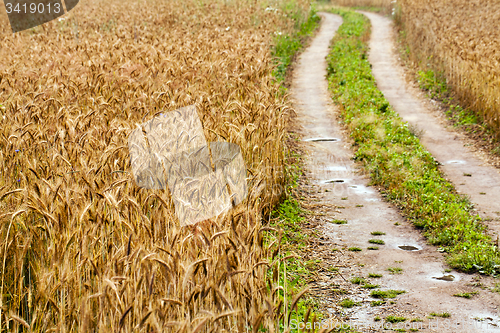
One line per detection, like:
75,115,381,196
0,0,312,331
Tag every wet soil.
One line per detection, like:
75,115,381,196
290,11,500,332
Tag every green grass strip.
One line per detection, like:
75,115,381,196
325,8,500,275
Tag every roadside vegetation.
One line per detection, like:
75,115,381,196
325,8,500,274
267,4,331,331
267,151,326,331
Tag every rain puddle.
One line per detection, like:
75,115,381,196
471,313,500,328
303,137,340,142
321,179,348,184
432,274,455,282
398,245,420,251
444,160,467,165
349,184,375,196
327,179,345,183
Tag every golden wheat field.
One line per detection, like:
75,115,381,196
0,0,313,331
395,0,500,133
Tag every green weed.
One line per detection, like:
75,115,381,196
429,312,451,318
350,277,366,284
339,298,360,308
362,284,379,289
370,289,406,299
331,288,348,295
368,273,382,278
417,69,447,99
371,300,385,307
453,292,478,299
387,267,403,274
386,316,407,323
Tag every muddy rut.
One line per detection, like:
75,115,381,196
291,12,500,332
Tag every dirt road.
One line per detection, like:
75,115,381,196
362,11,500,239
291,11,500,332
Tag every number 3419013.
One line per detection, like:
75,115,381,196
6,2,62,14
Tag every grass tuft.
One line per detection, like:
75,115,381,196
331,219,348,224
339,298,360,308
370,289,406,299
362,283,379,289
387,267,403,274
429,312,451,318
350,277,366,285
453,292,478,299
368,273,383,278
386,316,407,323
371,300,385,307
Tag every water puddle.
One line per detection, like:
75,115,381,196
349,184,375,196
321,178,349,184
303,137,340,142
471,313,500,328
398,245,420,251
432,274,455,282
444,160,466,165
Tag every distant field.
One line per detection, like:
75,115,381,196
0,0,311,331
395,0,500,134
